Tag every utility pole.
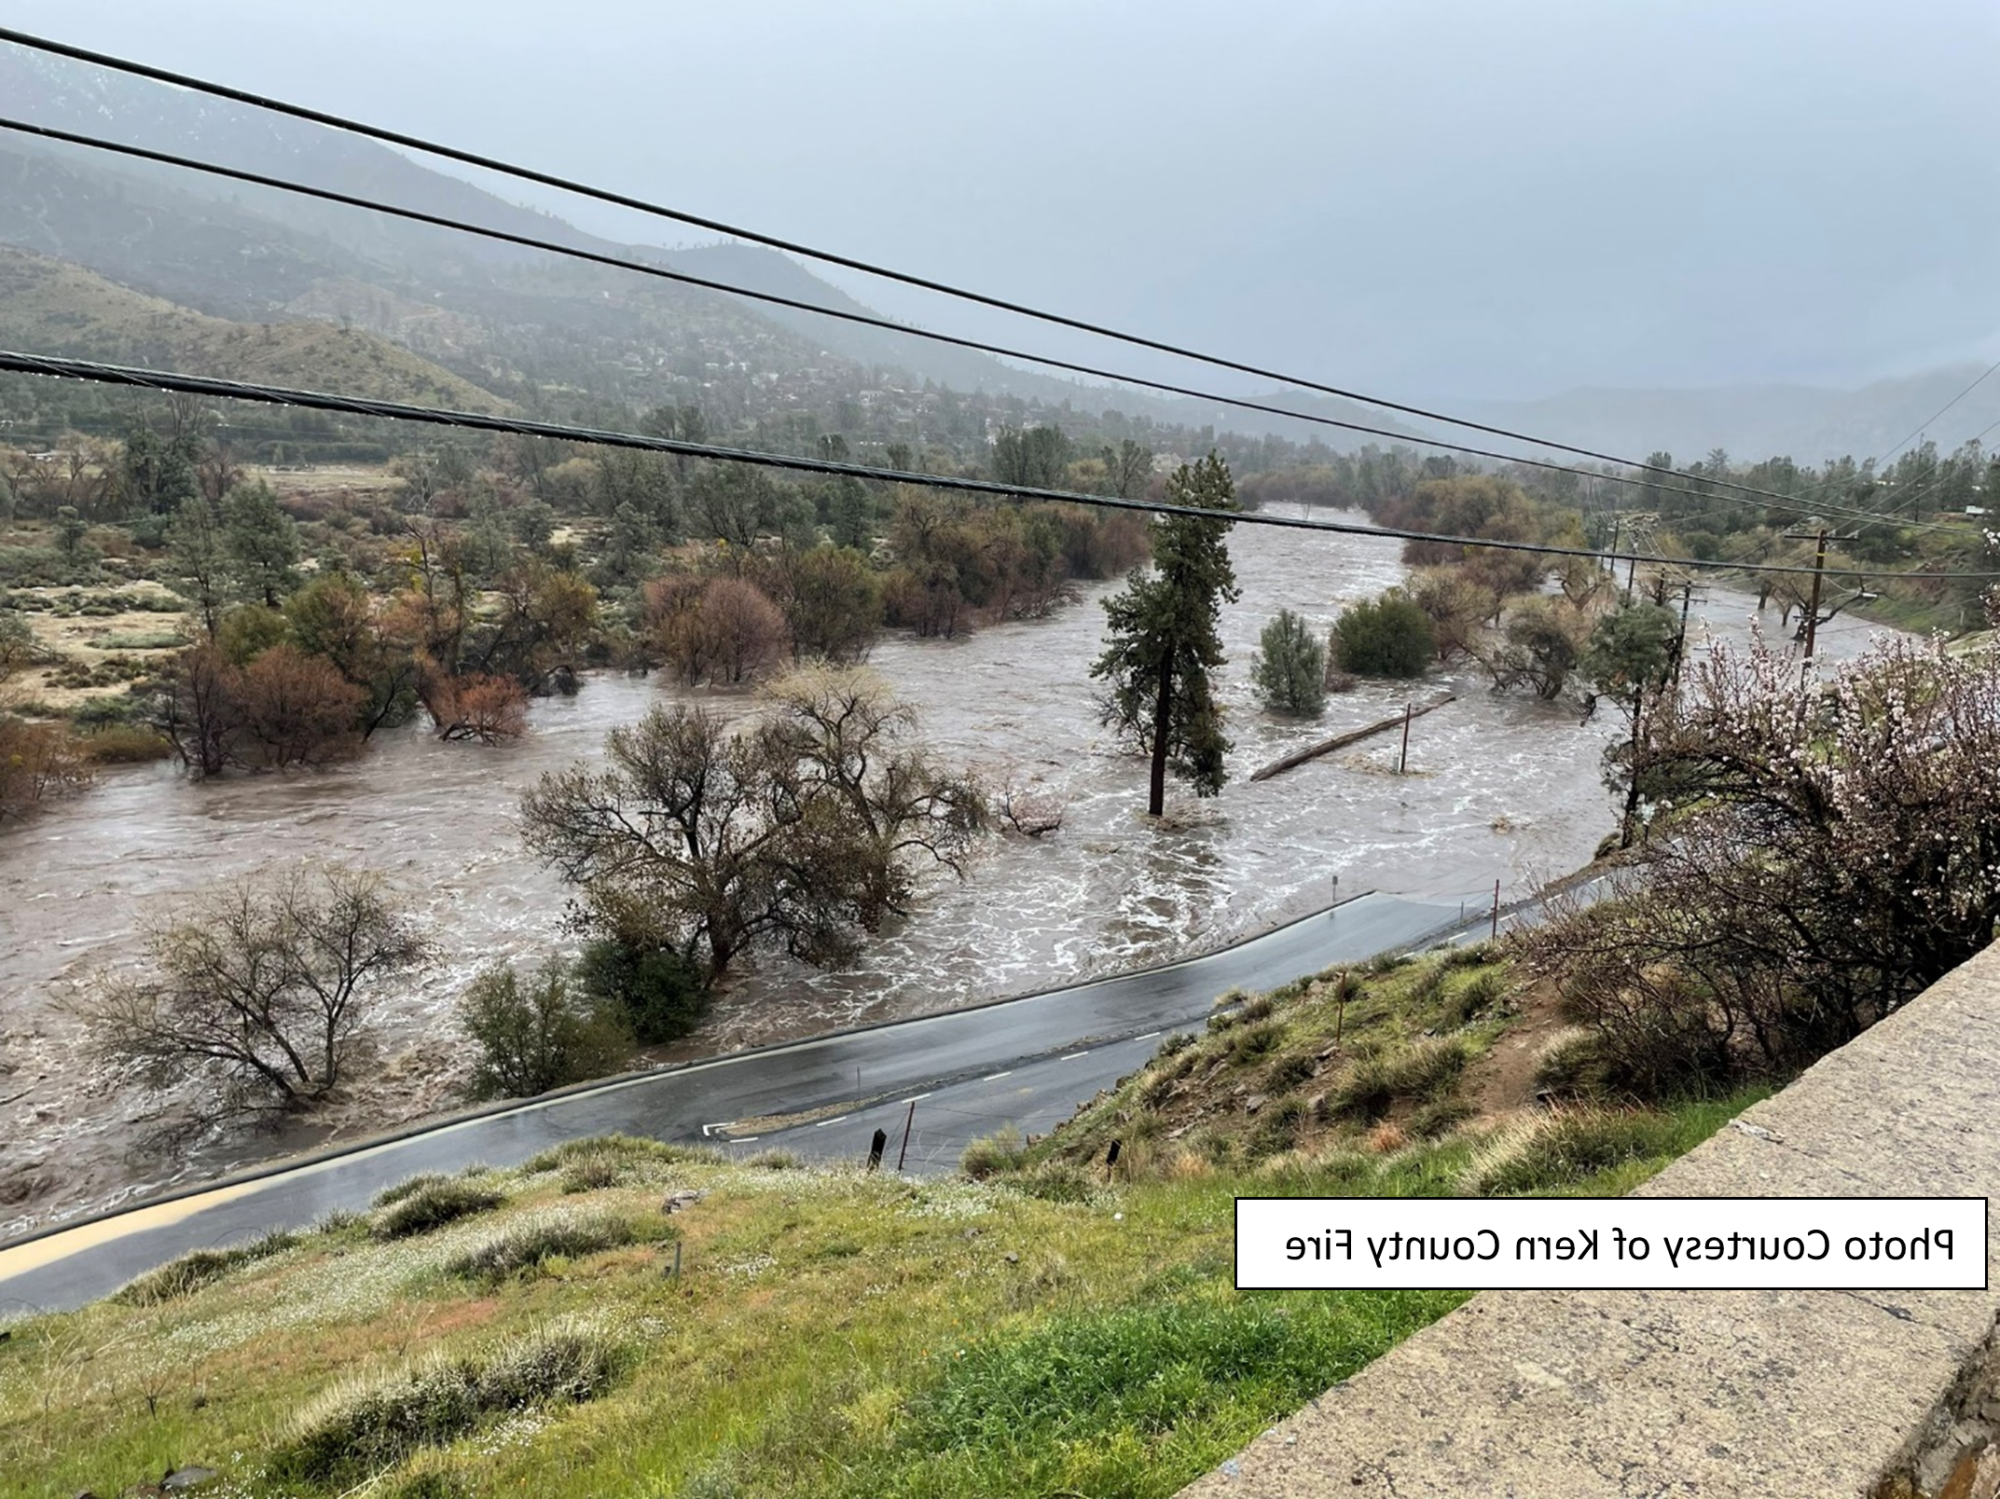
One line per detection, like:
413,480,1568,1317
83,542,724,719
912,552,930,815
1670,577,1694,688
1778,528,1832,661
1802,529,1828,661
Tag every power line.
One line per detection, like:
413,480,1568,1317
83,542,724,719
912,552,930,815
1863,413,2000,518
0,115,1950,544
0,119,1693,501
1876,356,2000,468
5,348,1986,584
0,25,1884,522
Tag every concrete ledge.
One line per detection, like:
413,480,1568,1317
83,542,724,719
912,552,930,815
1182,945,2000,1499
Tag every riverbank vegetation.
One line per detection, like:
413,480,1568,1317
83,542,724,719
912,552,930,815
0,409,1157,826
1521,631,2000,1101
1244,440,2000,640
0,950,1760,1499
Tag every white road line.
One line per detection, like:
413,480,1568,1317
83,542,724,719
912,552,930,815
908,1093,932,1103
1062,1052,1088,1061
1135,1031,1162,1041
700,1121,734,1137
813,1116,850,1128
983,1071,1012,1081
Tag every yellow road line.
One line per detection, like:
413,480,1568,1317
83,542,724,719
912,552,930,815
0,1109,505,1290
0,1180,261,1281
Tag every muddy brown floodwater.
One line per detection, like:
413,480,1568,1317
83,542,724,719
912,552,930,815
0,514,1896,1237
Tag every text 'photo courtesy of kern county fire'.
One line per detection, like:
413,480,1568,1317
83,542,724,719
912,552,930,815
1,4,1998,1496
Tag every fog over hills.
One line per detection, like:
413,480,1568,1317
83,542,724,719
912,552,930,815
2,13,1997,469
1452,372,2000,470
0,46,1427,451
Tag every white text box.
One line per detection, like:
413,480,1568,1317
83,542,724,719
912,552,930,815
1235,1197,1987,1290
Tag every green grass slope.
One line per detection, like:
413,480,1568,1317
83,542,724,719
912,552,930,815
0,948,1768,1499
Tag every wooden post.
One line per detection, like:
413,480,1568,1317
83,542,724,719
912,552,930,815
1490,879,1501,942
1802,529,1829,661
1106,1140,1122,1182
1398,701,1412,773
896,1099,917,1173
866,1128,887,1171
1671,578,1693,687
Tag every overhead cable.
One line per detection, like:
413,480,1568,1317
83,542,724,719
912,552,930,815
0,115,1948,541
3,348,1985,583
1875,357,2000,468
0,25,1894,519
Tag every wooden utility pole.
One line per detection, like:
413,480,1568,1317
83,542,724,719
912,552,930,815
1670,577,1695,688
1398,702,1413,773
1777,528,1834,661
1247,694,1454,783
1802,529,1829,661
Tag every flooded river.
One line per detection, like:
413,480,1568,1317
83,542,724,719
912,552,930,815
0,515,1894,1236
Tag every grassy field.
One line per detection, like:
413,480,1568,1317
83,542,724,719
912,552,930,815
0,954,1765,1499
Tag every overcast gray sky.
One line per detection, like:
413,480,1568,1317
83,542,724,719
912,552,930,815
9,0,1998,401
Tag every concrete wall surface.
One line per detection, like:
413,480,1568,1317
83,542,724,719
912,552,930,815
1181,944,2000,1499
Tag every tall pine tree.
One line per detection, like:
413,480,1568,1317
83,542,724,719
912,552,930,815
1090,453,1240,816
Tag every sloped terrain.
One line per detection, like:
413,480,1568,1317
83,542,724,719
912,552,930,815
0,247,509,410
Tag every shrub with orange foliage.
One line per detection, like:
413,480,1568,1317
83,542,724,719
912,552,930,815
159,642,366,775
236,645,366,769
645,573,788,686
701,577,787,684
422,668,528,744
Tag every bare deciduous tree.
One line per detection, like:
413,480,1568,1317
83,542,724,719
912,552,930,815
0,715,89,819
522,667,986,982
69,865,430,1115
701,577,787,685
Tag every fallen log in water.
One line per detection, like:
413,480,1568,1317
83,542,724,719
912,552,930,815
1247,693,1456,783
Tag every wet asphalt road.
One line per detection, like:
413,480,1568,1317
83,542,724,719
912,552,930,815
0,889,1482,1314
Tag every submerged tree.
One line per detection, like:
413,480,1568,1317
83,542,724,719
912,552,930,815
521,666,985,986
1090,453,1240,816
69,864,429,1117
1331,591,1434,679
457,961,632,1100
1251,608,1327,717
1579,598,1680,847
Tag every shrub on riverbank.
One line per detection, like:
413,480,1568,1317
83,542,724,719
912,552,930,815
457,961,634,1100
1331,592,1435,678
0,712,90,818
1517,635,2000,1102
